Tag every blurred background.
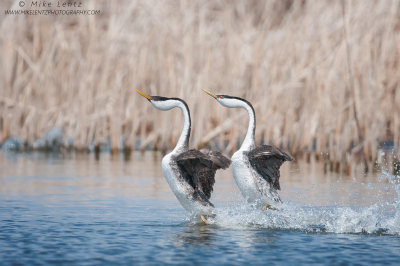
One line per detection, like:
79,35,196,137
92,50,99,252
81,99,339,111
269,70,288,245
1,0,399,173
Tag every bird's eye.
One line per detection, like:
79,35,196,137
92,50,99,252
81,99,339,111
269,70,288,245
219,96,223,99
153,97,156,101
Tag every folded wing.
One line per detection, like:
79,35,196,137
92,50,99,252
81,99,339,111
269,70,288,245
248,145,294,190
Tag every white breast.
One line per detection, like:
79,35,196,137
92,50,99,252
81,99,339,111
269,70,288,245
231,151,259,203
161,154,213,215
231,150,281,206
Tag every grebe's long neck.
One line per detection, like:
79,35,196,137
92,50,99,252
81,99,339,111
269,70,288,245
239,100,256,151
171,100,191,154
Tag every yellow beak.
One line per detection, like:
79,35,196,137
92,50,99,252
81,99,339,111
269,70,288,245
136,89,152,100
202,89,217,99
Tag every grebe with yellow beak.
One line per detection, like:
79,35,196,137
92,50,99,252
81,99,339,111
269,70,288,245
137,90,230,224
203,90,294,211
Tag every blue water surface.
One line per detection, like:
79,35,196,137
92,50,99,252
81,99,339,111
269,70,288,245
0,152,399,265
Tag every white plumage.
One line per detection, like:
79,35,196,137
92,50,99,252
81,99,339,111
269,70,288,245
203,90,294,209
136,90,230,221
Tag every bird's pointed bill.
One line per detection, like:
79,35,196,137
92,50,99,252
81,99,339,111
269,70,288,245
136,89,152,100
202,89,217,99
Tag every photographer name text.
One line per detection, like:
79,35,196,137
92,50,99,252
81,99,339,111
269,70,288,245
29,1,82,8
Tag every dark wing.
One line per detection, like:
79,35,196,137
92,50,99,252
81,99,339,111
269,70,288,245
199,149,231,169
247,145,294,190
176,149,231,200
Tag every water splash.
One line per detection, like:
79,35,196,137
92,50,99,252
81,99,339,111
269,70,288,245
188,172,400,235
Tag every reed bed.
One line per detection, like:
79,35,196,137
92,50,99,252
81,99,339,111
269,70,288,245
0,0,399,171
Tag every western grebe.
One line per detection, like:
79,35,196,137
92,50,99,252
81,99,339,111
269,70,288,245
203,90,294,210
137,90,231,223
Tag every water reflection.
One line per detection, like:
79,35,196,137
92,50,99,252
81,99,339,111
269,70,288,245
0,151,397,207
174,225,215,247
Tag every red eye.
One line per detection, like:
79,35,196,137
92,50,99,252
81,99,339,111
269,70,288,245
219,96,223,99
153,97,156,100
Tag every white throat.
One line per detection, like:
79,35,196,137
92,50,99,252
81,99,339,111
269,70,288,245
171,101,191,154
221,98,256,151
240,102,256,151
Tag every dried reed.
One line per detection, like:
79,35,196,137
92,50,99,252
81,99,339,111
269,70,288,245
0,0,399,170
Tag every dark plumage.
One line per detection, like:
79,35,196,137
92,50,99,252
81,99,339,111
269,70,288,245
248,145,294,190
176,149,231,201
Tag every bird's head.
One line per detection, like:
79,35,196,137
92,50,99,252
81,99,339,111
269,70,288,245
136,89,181,111
202,89,249,109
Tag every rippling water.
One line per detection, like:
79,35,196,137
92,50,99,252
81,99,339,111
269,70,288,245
1,151,399,265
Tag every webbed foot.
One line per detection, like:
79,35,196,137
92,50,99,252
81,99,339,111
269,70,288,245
262,204,278,211
200,214,208,225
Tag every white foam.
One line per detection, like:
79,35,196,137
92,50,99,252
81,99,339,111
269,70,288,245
188,172,400,235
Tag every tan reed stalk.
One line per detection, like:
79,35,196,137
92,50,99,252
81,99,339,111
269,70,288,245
0,0,399,170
